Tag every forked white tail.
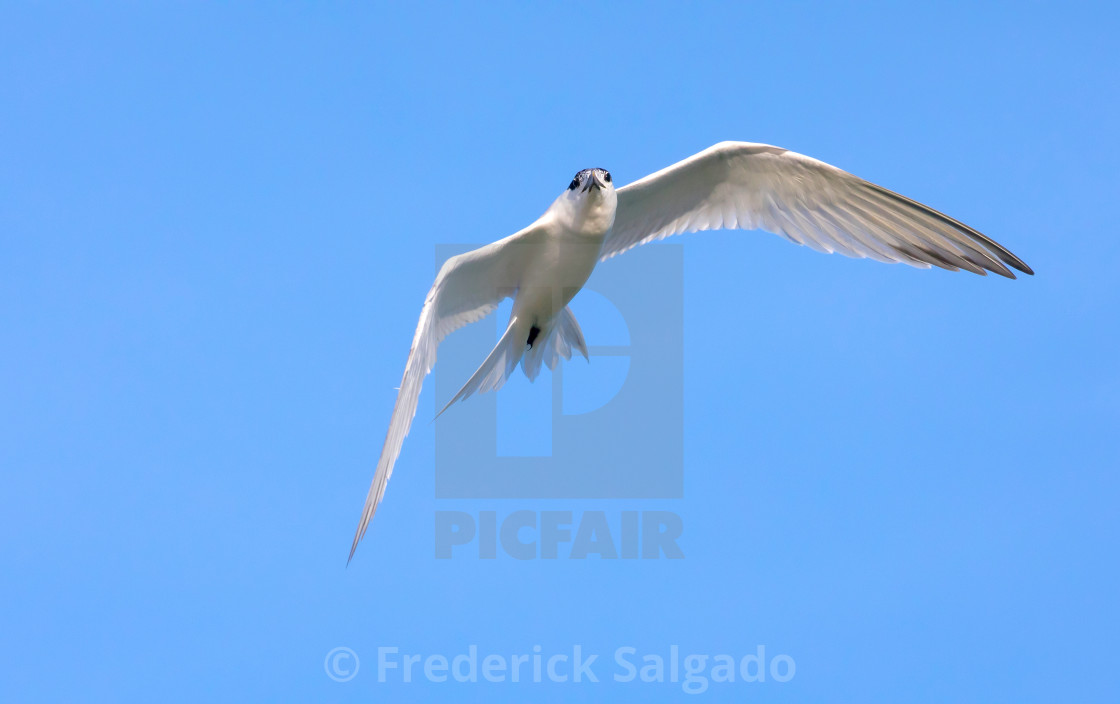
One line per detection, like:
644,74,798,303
435,306,589,419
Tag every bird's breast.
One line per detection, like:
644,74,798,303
577,196,617,240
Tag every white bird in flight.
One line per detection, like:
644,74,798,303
348,141,1032,561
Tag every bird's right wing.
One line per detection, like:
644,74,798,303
348,228,538,562
602,141,1032,278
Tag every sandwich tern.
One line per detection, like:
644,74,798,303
348,141,1032,561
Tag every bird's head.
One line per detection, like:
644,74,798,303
557,167,616,230
566,168,613,198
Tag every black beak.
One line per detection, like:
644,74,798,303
583,172,606,192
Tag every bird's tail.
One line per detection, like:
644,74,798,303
526,305,589,379
435,316,528,419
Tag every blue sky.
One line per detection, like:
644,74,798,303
2,2,1118,701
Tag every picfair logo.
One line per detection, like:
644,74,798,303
433,243,684,500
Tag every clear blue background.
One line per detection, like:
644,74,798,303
2,2,1117,701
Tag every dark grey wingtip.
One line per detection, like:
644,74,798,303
861,180,1034,279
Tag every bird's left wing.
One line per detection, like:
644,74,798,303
348,228,538,562
601,141,1031,277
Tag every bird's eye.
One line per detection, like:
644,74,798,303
604,173,611,183
568,179,578,191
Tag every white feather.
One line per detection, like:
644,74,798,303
602,141,1033,278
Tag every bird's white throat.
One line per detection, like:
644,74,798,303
552,184,617,240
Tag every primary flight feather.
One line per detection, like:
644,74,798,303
348,141,1032,562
